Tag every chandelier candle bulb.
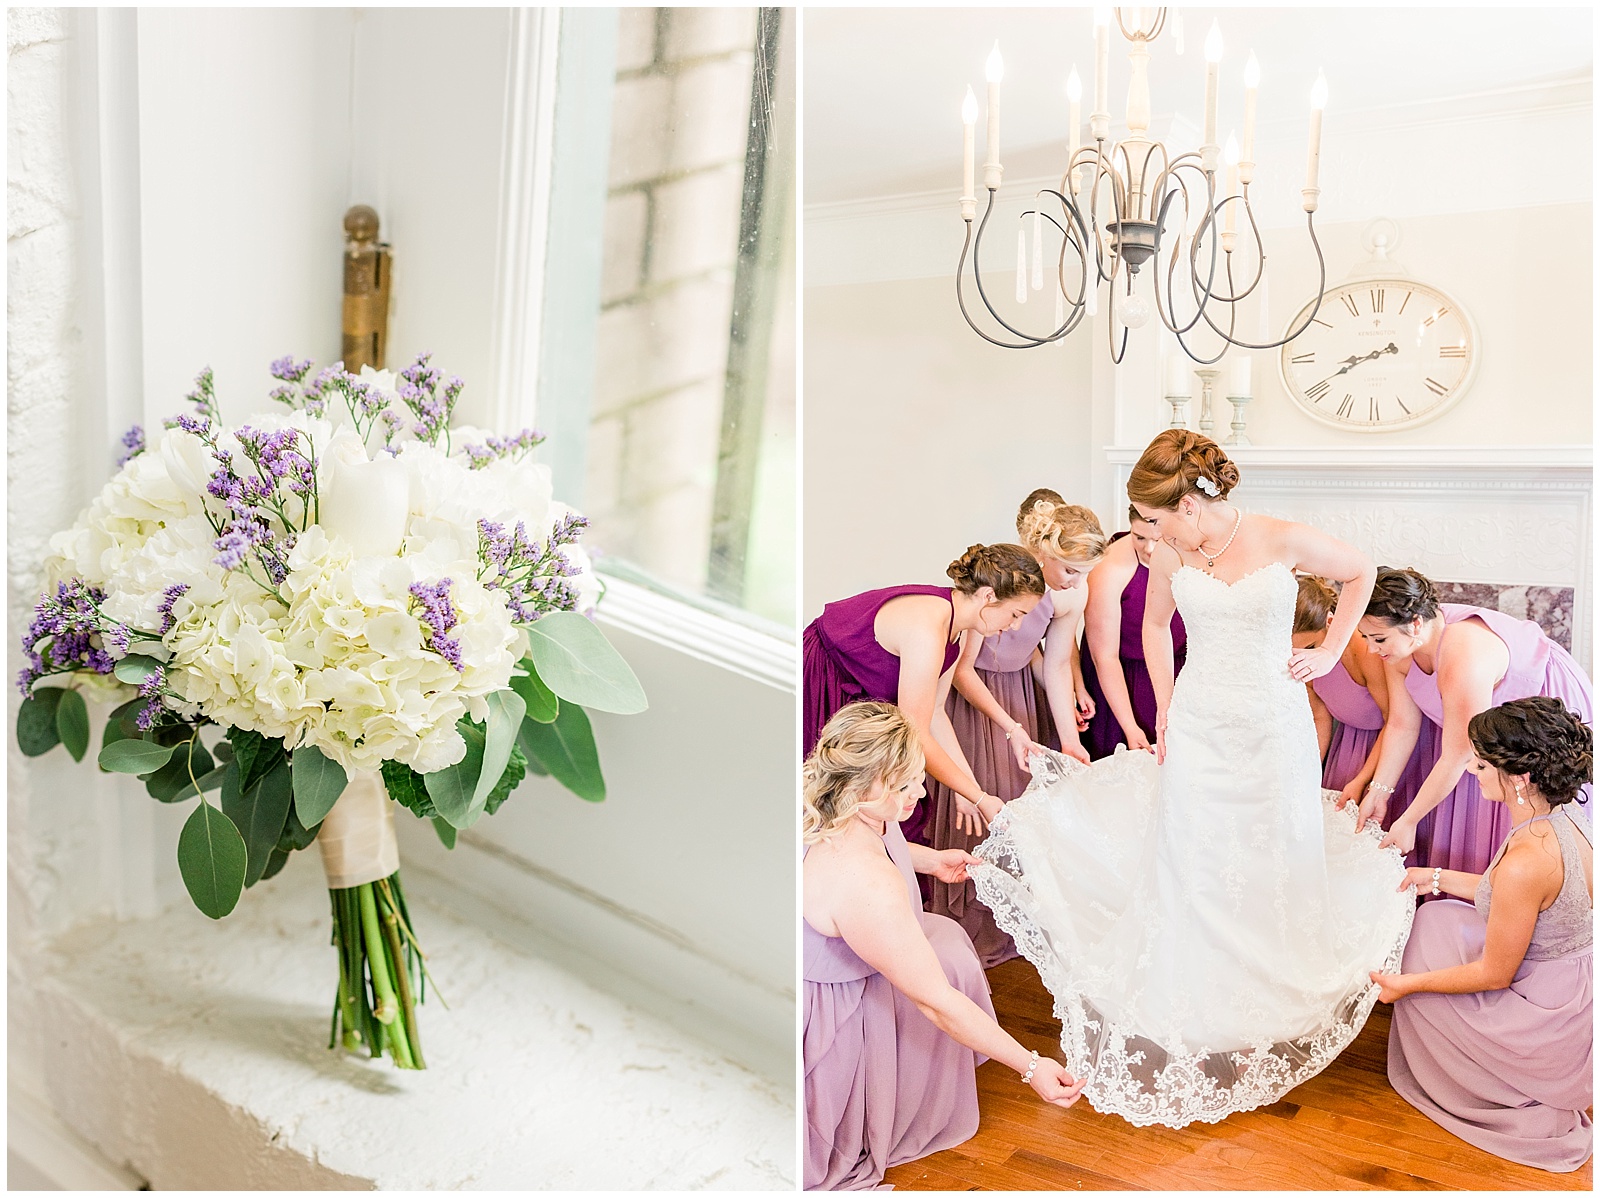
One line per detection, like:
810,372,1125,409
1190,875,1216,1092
1304,70,1328,205
1016,228,1028,303
1031,208,1044,290
1093,6,1111,138
1202,20,1223,162
961,86,977,216
985,44,1004,189
1223,133,1241,241
1172,8,1184,54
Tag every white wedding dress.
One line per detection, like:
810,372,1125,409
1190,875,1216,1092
972,562,1414,1128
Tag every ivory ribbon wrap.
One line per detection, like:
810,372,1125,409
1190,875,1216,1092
317,769,400,889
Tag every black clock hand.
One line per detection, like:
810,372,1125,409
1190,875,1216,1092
1310,344,1401,389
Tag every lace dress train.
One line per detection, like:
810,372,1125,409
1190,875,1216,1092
973,563,1414,1128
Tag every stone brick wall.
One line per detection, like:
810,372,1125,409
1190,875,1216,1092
588,8,758,597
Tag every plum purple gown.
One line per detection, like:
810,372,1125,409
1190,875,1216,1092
1388,808,1593,1171
804,818,994,1190
1081,537,1187,760
925,596,1055,967
1405,604,1594,874
803,585,961,845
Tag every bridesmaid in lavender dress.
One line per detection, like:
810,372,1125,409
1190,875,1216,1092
924,493,1105,966
803,703,1083,1190
1293,575,1428,847
1080,510,1187,759
802,544,1046,845
1359,568,1594,874
1373,697,1592,1172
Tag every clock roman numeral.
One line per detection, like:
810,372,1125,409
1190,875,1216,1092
1306,380,1331,402
1336,393,1354,419
1341,294,1361,318
1290,352,1315,364
1422,306,1449,327
1396,291,1413,315
1312,317,1333,328
1396,395,1411,415
1424,377,1449,396
1370,289,1384,313
1369,397,1378,422
1439,345,1467,358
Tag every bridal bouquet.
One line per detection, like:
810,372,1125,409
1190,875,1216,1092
16,354,645,1069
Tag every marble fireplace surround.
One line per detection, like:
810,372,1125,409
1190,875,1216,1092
1105,446,1593,675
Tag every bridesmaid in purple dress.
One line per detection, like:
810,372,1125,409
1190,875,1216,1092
1292,575,1428,838
925,492,1105,966
1372,697,1592,1172
1081,511,1187,759
802,544,1046,845
1360,568,1594,875
803,703,1084,1190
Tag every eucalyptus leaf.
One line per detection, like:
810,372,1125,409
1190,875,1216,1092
510,662,559,723
167,762,231,804
99,738,177,774
177,800,248,919
424,719,487,829
259,846,290,882
518,702,606,802
143,739,215,802
523,613,647,714
224,758,293,887
55,689,90,762
472,690,525,811
112,655,163,685
292,745,347,827
101,698,143,755
432,818,457,850
17,689,65,757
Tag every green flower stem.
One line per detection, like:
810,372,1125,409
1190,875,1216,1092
378,897,425,1069
357,883,398,1026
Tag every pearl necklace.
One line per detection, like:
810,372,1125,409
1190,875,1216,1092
1198,508,1243,571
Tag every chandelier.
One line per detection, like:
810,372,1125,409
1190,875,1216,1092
956,7,1328,363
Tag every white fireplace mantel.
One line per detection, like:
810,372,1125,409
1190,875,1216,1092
1102,444,1594,673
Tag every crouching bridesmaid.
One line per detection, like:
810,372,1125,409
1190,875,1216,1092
804,703,1084,1190
1372,696,1592,1172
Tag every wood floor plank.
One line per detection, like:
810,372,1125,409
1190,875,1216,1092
882,959,1593,1192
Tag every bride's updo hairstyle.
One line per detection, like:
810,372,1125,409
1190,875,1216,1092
1365,567,1441,626
1017,491,1107,566
1468,697,1593,807
1126,430,1241,510
946,543,1046,599
803,702,926,844
1293,575,1338,634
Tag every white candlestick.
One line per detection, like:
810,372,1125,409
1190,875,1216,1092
1016,228,1028,304
985,44,1004,187
1306,71,1328,193
1242,52,1260,165
1167,353,1193,397
1093,9,1110,119
1228,354,1253,398
1203,21,1223,152
961,86,977,204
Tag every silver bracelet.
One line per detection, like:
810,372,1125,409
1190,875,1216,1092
1367,781,1396,796
1020,1049,1040,1084
1430,867,1442,897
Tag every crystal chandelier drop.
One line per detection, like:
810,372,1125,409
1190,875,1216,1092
956,7,1329,363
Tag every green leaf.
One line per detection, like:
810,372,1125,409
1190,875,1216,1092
177,800,248,919
381,759,436,820
473,690,526,811
432,818,457,850
425,719,488,829
101,699,143,757
228,728,285,794
223,758,293,888
99,738,177,774
259,847,290,881
518,702,606,802
484,742,528,816
510,661,559,723
275,802,320,854
523,613,647,714
17,688,65,757
292,745,347,828
143,739,215,802
112,655,163,685
55,689,90,762
166,762,230,804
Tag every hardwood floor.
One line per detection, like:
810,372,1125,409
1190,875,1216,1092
884,958,1593,1191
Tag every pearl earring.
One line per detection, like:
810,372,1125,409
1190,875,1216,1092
1515,782,1526,806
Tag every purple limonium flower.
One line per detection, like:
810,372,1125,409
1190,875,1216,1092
476,511,589,622
460,427,545,470
16,579,123,695
157,584,190,634
396,353,464,446
116,424,146,467
409,579,464,672
269,355,313,384
132,663,168,731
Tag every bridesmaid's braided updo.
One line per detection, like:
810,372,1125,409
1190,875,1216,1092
803,702,926,844
1365,567,1441,626
1293,575,1338,634
1016,492,1107,566
946,543,1046,599
1126,430,1241,509
1468,697,1593,806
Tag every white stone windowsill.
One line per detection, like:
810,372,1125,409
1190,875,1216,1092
14,851,794,1190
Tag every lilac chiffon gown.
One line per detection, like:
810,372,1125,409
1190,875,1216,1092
804,819,994,1190
925,597,1055,967
1081,538,1187,760
803,585,961,845
1313,660,1430,860
1388,808,1593,1171
1405,605,1594,874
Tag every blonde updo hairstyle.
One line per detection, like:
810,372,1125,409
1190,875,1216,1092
946,543,1047,600
1294,575,1338,635
1016,491,1108,566
803,702,926,845
1126,430,1241,510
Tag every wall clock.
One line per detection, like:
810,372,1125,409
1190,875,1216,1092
1278,277,1478,433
